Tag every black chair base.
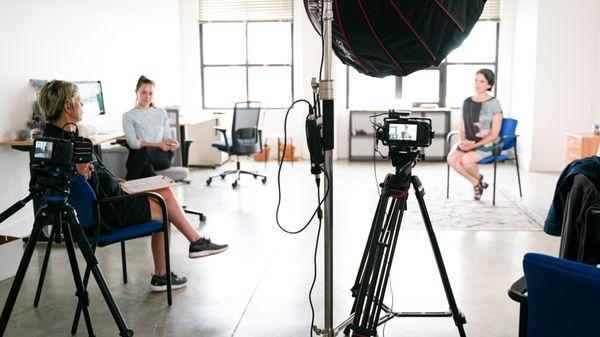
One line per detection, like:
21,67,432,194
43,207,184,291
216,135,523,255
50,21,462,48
206,160,267,189
182,205,207,224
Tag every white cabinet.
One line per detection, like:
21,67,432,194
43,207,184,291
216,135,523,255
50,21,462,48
185,117,227,167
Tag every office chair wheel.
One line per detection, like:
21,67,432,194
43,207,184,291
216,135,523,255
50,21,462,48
253,174,257,179
220,174,226,179
199,214,207,224
232,181,238,188
343,326,350,336
206,178,212,186
262,177,267,184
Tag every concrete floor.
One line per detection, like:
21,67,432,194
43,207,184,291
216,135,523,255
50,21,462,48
0,160,560,337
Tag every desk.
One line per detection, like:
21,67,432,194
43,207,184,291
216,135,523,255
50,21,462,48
181,115,226,167
0,131,124,159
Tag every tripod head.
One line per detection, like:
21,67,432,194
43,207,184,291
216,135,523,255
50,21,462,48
388,146,423,176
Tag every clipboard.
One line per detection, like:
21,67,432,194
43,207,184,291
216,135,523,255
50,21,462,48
120,175,178,194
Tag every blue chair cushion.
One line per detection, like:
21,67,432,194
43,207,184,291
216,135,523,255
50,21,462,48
478,154,509,164
96,220,164,246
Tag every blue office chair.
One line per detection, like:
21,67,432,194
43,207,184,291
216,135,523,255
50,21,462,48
446,117,522,206
508,253,600,337
32,176,172,333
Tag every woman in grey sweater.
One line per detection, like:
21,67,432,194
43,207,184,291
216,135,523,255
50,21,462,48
447,69,503,200
122,75,179,180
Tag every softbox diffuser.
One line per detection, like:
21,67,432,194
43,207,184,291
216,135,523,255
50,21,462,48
304,0,487,78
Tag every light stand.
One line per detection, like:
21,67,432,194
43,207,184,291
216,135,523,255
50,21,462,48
315,0,335,336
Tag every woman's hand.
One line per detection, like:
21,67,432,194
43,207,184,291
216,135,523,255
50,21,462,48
459,140,477,152
165,139,180,150
157,142,172,151
76,163,94,180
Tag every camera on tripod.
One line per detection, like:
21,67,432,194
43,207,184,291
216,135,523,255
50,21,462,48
376,110,434,149
31,136,94,193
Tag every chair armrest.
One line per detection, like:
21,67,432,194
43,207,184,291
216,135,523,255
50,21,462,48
213,126,230,154
446,130,460,145
508,275,527,304
115,138,130,149
493,134,520,152
93,192,169,240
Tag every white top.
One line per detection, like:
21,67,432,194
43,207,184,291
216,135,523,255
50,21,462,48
122,107,171,149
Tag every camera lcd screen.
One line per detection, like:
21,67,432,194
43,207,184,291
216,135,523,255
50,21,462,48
388,123,417,142
34,141,53,159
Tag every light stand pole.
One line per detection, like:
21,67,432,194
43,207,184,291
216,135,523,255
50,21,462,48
320,0,335,336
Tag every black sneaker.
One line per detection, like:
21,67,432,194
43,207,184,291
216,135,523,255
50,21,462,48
150,272,188,292
189,237,229,258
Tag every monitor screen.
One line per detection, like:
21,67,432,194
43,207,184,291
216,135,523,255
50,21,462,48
34,140,53,159
30,79,105,116
74,81,105,115
388,123,417,141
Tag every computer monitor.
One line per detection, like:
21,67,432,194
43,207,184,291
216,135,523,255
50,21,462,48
74,81,105,116
30,79,106,116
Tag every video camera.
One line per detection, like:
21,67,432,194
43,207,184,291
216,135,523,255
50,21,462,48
377,110,434,149
32,137,93,165
31,136,94,194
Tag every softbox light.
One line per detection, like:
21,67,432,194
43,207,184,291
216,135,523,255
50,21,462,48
304,0,487,78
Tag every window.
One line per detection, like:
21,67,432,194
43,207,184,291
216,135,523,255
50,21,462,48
200,21,293,109
347,21,499,110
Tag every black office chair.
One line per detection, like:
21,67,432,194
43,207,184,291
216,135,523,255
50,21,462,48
206,101,267,188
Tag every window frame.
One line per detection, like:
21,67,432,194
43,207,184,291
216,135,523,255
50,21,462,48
199,20,295,110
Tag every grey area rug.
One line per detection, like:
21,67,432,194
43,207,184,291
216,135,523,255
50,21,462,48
398,184,544,231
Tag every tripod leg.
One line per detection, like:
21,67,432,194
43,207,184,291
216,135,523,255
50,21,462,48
412,177,467,337
33,223,60,307
60,213,96,337
351,192,391,332
65,209,133,337
351,181,408,336
0,213,46,336
72,265,92,335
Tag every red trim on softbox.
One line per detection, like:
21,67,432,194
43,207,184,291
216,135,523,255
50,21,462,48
356,0,404,73
433,0,465,33
335,0,369,73
389,0,436,61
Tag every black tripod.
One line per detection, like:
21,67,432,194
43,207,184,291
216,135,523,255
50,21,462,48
0,194,133,337
344,151,466,337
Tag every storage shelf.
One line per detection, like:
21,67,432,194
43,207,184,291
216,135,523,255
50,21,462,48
349,109,451,162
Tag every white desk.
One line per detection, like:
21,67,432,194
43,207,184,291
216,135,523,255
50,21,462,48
181,115,227,167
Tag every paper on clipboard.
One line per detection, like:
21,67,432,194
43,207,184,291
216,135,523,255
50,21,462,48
120,175,178,194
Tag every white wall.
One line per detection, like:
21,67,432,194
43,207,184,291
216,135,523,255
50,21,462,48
0,0,184,235
506,0,538,171
504,0,600,172
179,0,203,114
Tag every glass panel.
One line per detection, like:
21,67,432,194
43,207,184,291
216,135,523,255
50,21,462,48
248,66,292,108
248,22,292,64
446,65,496,108
349,68,398,109
447,21,497,63
203,66,247,108
202,23,246,65
402,70,440,103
